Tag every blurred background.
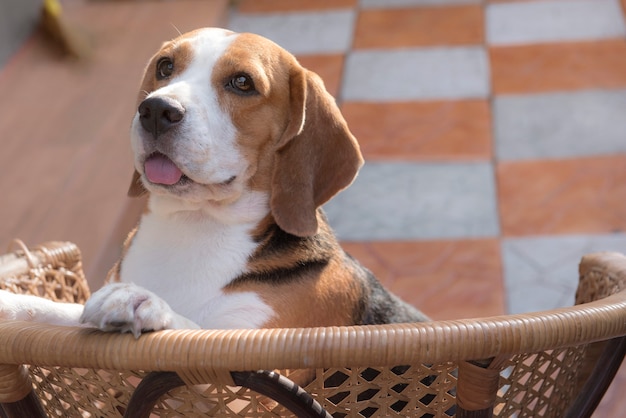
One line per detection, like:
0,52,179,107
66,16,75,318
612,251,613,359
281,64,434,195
1,0,626,414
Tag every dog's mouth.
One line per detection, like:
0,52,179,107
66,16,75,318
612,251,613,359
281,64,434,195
144,152,188,186
143,152,238,189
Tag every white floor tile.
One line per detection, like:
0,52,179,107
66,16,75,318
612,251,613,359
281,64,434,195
502,234,626,313
324,162,499,240
342,47,489,101
487,0,626,46
228,10,355,55
495,89,626,160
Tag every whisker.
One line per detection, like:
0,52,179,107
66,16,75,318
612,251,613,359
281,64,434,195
170,24,182,37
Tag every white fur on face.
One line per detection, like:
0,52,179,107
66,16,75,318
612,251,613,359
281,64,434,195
130,29,249,205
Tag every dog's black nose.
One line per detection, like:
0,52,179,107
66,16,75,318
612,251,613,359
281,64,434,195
138,96,185,139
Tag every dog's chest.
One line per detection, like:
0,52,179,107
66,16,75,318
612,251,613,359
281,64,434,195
119,212,270,328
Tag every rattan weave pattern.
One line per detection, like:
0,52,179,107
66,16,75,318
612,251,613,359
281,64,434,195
146,364,458,417
495,347,586,417
0,240,89,303
0,242,134,417
29,366,144,417
0,241,625,417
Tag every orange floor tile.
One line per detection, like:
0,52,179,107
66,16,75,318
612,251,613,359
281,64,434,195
490,39,626,94
342,100,492,161
342,239,505,320
295,54,344,98
354,5,484,49
498,156,626,236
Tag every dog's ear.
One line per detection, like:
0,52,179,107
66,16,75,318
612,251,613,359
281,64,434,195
270,66,364,237
127,170,148,197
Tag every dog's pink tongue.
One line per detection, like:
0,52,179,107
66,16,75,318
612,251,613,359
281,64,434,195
144,154,183,185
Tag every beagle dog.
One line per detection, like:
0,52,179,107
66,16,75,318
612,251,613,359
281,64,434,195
0,28,428,336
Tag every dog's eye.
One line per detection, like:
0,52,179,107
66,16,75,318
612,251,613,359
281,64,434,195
156,58,174,80
227,74,256,95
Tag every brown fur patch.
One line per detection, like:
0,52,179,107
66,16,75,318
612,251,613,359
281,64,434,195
136,34,197,106
269,69,363,237
227,259,363,328
213,33,363,237
226,214,364,328
212,33,298,198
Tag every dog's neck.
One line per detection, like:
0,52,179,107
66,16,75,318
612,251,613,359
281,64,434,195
146,188,270,226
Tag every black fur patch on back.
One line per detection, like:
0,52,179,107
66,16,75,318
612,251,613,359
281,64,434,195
344,253,429,325
229,259,329,286
231,214,336,287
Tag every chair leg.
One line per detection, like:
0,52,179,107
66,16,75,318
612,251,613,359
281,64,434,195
564,336,626,418
0,389,47,418
125,370,330,418
124,371,185,418
456,407,493,418
232,370,331,418
0,364,46,418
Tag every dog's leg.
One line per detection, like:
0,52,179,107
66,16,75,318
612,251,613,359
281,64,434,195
80,282,200,338
0,290,84,326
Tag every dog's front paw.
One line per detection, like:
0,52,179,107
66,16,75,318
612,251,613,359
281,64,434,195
80,283,176,338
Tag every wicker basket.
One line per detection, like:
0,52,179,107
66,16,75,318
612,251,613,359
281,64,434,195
0,241,624,417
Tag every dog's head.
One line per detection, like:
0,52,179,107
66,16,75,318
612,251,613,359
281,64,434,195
128,28,363,236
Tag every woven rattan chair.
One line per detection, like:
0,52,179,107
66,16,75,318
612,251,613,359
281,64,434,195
0,241,625,418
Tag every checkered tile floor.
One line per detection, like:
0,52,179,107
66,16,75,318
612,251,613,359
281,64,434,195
228,0,626,325
230,0,626,410
229,3,626,412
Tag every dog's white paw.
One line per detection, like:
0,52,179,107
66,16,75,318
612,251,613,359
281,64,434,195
80,283,177,338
